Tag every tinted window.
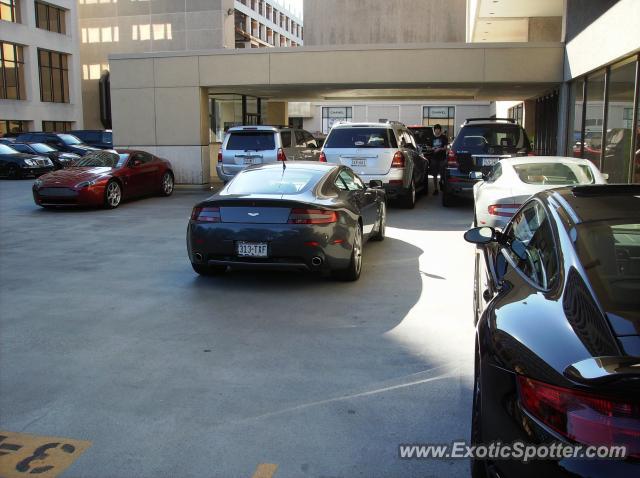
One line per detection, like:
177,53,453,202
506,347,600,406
455,125,530,149
504,201,558,288
280,131,292,148
227,168,325,195
409,127,434,145
11,144,31,153
303,131,317,148
336,169,362,191
102,131,112,144
324,128,398,149
0,144,18,154
486,162,502,183
513,162,595,185
226,132,276,151
30,143,56,153
294,130,305,146
58,134,82,145
574,220,640,321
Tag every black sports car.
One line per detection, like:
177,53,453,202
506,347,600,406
10,142,79,170
187,162,387,280
465,184,640,477
0,143,55,178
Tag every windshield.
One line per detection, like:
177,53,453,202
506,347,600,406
575,220,640,322
0,144,19,154
514,162,596,185
58,134,83,145
31,143,56,153
409,127,434,145
456,125,530,149
227,168,325,195
226,132,275,151
324,128,398,149
73,151,124,168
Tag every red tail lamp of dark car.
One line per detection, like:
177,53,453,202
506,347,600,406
488,203,521,217
447,149,459,167
288,208,338,224
391,151,405,168
191,206,221,222
517,375,640,457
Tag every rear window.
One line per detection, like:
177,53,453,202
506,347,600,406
409,127,434,145
324,128,398,149
226,132,276,151
514,162,595,185
227,168,325,195
455,125,530,149
575,220,640,322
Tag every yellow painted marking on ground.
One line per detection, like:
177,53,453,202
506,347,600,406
251,463,278,478
0,430,91,478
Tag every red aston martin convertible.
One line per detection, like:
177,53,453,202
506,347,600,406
33,149,174,209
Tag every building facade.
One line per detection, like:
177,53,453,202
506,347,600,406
78,0,302,130
0,0,83,135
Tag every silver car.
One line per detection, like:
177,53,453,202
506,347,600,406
216,125,322,183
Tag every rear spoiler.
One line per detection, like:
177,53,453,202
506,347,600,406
564,356,640,386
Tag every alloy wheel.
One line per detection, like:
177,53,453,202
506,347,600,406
106,182,121,208
354,226,363,275
162,173,174,195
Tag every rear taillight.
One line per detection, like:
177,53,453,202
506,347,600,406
447,149,459,167
319,151,327,162
391,151,405,168
217,150,222,163
288,208,338,224
277,148,287,161
517,375,639,457
191,206,221,222
487,203,521,217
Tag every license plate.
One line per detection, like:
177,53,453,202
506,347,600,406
351,159,367,167
480,157,499,167
243,158,260,165
236,241,268,257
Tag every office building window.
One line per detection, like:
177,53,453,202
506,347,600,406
36,1,66,34
42,121,73,132
0,0,20,22
322,107,352,134
0,42,26,100
423,106,455,137
1,119,29,136
38,49,70,103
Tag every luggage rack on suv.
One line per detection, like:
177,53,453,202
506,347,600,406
463,118,517,125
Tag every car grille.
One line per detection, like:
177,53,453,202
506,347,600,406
38,187,78,198
36,159,49,166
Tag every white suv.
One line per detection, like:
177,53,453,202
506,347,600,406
321,122,429,208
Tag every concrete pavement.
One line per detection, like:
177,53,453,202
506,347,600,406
0,179,476,478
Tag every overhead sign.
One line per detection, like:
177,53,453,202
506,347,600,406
427,107,450,118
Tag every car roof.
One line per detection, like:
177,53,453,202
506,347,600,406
331,122,398,129
501,156,596,166
544,185,640,224
244,161,338,172
227,125,293,133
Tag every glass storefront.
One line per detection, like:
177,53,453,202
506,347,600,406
209,94,262,143
567,53,639,183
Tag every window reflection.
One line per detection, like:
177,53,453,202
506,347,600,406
583,69,606,167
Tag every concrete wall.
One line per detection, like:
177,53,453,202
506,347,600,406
564,0,640,80
303,0,466,45
0,0,83,130
528,17,562,42
78,0,235,129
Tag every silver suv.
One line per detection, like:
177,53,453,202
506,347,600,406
216,125,322,182
321,122,429,208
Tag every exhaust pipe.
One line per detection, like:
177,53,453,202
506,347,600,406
311,256,323,267
194,252,203,262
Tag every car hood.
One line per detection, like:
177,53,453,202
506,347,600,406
0,152,44,161
40,167,112,185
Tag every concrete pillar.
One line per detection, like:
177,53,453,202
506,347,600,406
265,101,289,126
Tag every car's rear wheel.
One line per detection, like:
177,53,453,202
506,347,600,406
371,202,386,241
191,262,226,276
160,171,174,196
7,164,21,179
400,179,416,209
104,180,122,209
332,224,362,281
471,340,488,478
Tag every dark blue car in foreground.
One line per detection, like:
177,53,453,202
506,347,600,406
187,162,387,281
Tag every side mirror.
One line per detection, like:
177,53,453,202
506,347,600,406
464,226,495,245
369,180,384,189
470,171,484,180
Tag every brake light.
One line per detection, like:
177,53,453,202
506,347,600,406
277,148,287,161
447,149,459,167
319,151,327,162
488,203,521,217
391,151,405,168
517,375,640,457
191,206,221,222
288,208,338,224
217,150,222,163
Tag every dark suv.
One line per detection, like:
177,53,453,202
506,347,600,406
408,125,435,158
442,118,532,206
15,132,100,156
70,130,113,149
